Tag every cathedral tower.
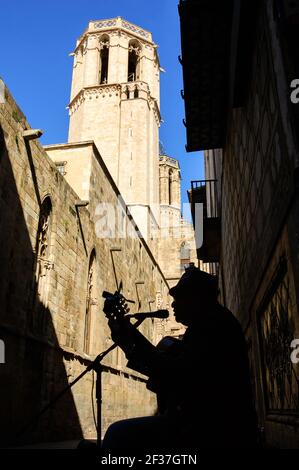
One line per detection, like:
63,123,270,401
67,17,161,236
159,147,181,232
158,146,197,337
44,17,197,337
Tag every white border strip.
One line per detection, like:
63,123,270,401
0,79,5,104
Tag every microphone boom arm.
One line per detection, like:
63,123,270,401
126,310,169,320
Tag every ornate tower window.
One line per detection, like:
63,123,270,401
99,34,110,84
84,249,97,354
76,45,84,66
32,197,53,333
128,40,141,82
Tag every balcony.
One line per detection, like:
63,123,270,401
178,0,259,151
188,179,221,262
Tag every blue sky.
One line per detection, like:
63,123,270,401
1,0,204,206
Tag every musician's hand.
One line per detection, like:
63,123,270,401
108,316,135,352
103,295,136,354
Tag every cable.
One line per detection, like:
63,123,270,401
91,369,97,433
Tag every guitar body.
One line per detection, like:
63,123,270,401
147,335,183,415
155,335,181,352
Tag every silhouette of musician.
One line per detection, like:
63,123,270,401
102,266,258,450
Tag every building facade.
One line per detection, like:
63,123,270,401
158,149,197,336
0,86,171,444
45,17,197,338
0,17,197,445
180,0,299,448
52,17,161,242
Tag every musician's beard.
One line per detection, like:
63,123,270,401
173,302,202,326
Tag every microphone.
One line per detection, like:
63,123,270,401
126,310,169,320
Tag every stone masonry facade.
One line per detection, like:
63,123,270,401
67,17,161,240
0,16,197,446
0,84,169,444
218,1,299,447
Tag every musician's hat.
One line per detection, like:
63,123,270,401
169,265,218,299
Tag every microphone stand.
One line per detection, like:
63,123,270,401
93,316,145,449
13,317,146,450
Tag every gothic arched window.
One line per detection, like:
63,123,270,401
84,249,97,354
128,40,141,82
32,196,53,332
99,34,110,84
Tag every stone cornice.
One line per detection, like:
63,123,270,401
159,155,179,168
91,17,152,42
73,17,154,55
68,83,162,125
68,84,121,114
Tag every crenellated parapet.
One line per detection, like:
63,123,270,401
93,18,152,41
159,155,180,169
72,17,155,56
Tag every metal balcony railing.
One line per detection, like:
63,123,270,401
188,179,221,263
190,179,219,218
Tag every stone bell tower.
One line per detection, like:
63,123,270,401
67,17,161,237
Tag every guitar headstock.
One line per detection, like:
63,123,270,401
102,291,130,321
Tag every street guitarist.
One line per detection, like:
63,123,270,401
102,266,258,450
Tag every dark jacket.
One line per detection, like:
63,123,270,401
125,303,258,448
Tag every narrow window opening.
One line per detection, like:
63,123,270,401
84,250,96,354
128,40,141,82
169,169,173,205
31,196,53,333
99,35,110,84
128,50,137,82
100,47,109,84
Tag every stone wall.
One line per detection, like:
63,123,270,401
0,84,169,445
219,0,299,447
221,1,296,325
